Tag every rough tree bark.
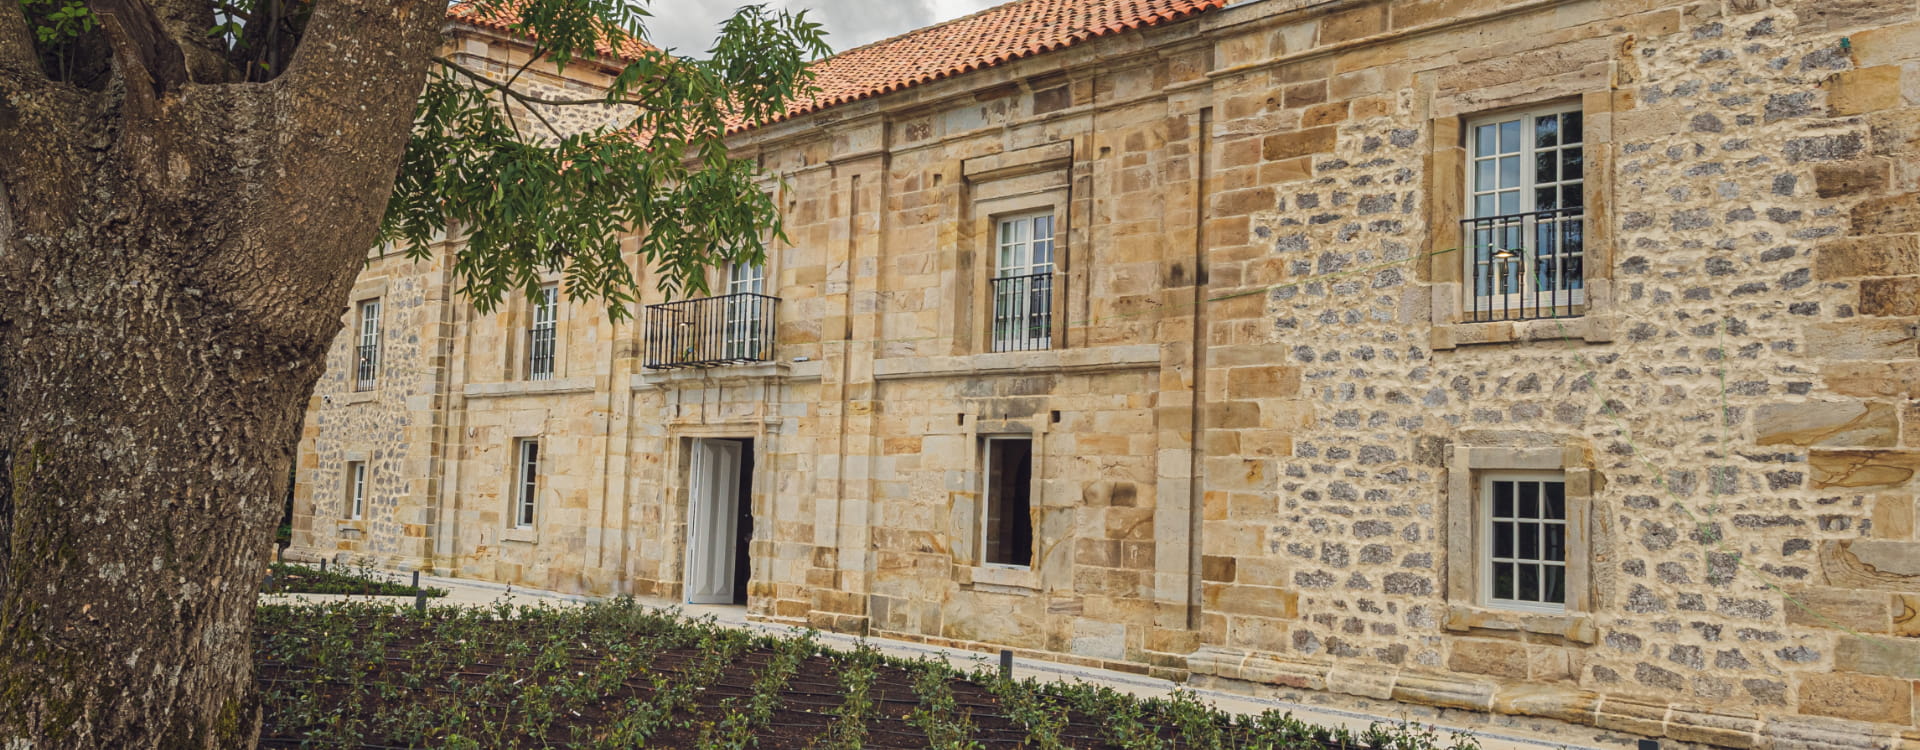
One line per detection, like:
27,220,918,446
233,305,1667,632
0,0,442,745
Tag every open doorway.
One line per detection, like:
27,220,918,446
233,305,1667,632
685,438,754,605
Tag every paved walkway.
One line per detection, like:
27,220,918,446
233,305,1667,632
262,572,1637,750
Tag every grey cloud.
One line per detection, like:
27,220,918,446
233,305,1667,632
641,0,996,57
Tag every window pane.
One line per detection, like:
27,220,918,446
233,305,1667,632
1543,565,1566,604
1475,124,1497,156
1519,521,1539,558
1494,521,1514,558
1498,120,1521,153
1493,562,1514,600
1544,482,1566,519
1536,186,1558,211
1562,148,1583,181
1492,481,1513,518
1544,523,1566,562
1562,183,1584,209
1535,114,1558,148
1562,111,1583,144
1475,194,1496,217
1535,151,1556,183
1518,563,1539,601
1498,156,1520,188
1518,481,1539,518
1034,214,1052,241
1475,160,1496,191
1498,191,1520,215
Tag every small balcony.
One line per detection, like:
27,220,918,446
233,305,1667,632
990,272,1054,353
354,344,379,391
644,292,779,369
1461,207,1586,323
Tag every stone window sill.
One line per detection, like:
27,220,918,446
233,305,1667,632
335,521,366,537
1431,315,1614,350
962,564,1040,594
337,390,378,405
1444,603,1596,645
872,344,1160,381
465,376,595,399
502,527,538,544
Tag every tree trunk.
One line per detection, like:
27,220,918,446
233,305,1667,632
0,1,441,746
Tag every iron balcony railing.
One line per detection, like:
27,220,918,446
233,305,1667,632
1461,207,1586,322
354,344,379,391
527,325,556,380
990,272,1054,353
644,292,779,369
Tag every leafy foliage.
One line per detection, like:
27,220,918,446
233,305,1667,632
256,598,1488,749
261,561,448,597
380,0,832,317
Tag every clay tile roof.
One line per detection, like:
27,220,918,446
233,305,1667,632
447,2,655,61
775,0,1229,126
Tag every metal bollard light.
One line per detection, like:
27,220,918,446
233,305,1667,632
413,570,426,614
999,649,1013,680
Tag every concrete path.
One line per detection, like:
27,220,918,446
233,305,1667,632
262,571,1639,750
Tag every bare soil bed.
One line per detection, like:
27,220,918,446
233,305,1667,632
255,600,1479,749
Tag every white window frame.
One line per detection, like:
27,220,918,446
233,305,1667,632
1479,471,1569,614
354,299,381,391
346,461,367,520
990,211,1056,352
980,436,1035,569
723,262,767,361
527,284,558,380
513,439,540,529
1464,103,1586,314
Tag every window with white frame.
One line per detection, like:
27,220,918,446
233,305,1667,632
527,284,558,380
1482,472,1568,611
1463,105,1585,321
513,439,540,528
723,262,768,361
354,299,381,391
346,461,367,520
981,437,1034,567
990,212,1055,352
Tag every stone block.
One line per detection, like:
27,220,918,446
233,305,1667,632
1201,554,1237,582
1853,20,1920,66
1829,67,1905,115
1804,320,1918,361
1896,594,1920,637
1852,191,1920,235
1874,492,1915,537
1757,401,1899,447
1817,161,1892,199
1816,236,1920,278
1447,638,1528,679
1226,365,1302,399
1810,450,1920,488
1834,633,1920,677
1261,127,1336,161
1863,277,1920,317
1797,672,1912,725
1822,361,1920,398
1797,0,1917,35
1318,4,1386,44
1783,586,1893,632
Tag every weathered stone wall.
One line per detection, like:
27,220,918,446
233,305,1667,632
293,2,1920,746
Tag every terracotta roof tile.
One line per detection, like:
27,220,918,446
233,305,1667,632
447,0,1229,132
448,2,656,61
775,0,1229,126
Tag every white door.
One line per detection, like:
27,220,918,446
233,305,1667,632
684,439,743,604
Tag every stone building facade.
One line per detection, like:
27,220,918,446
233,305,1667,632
292,0,1920,745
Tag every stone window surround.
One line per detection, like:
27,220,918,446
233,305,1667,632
962,141,1073,356
340,279,389,404
1442,436,1598,644
502,427,544,544
1426,87,1617,350
959,416,1050,594
336,449,370,537
496,274,564,382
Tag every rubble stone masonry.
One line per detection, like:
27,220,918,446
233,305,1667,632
293,1,1920,745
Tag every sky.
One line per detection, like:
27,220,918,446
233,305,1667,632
639,0,1007,56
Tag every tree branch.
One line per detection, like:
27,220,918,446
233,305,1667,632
89,0,192,97
432,55,663,112
0,5,42,75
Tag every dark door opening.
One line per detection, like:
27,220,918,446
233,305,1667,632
730,438,754,605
